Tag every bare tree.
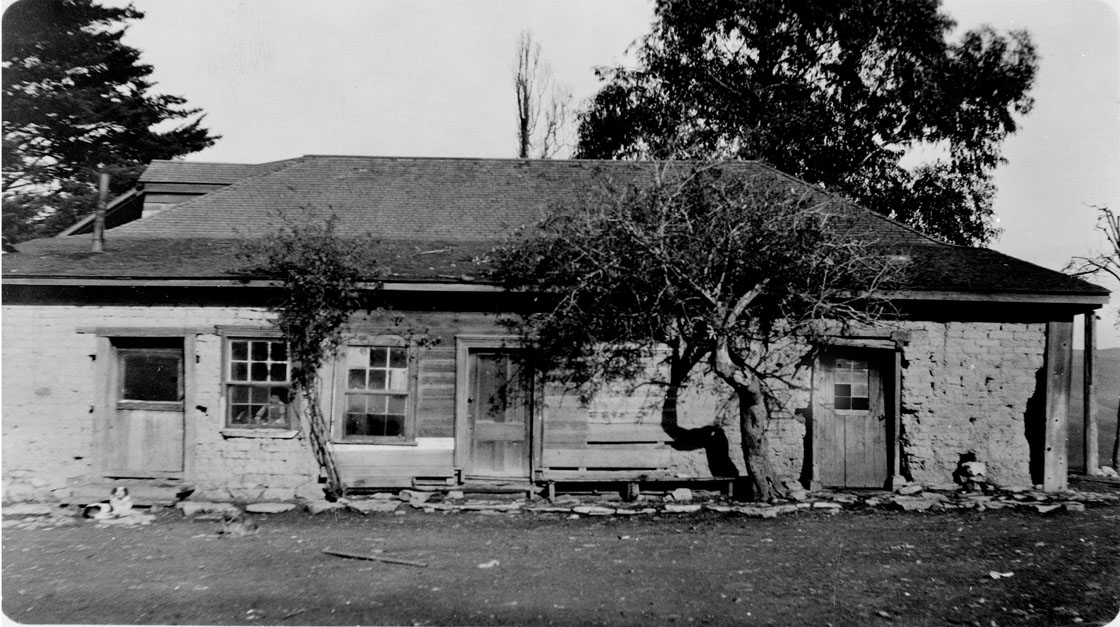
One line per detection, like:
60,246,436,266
513,30,573,159
1067,205,1120,470
491,162,897,500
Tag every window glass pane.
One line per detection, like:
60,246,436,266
250,362,269,382
269,363,287,382
231,341,248,361
348,369,366,390
230,404,253,425
369,347,387,368
346,414,368,436
347,346,368,368
231,362,248,381
851,397,870,411
231,386,250,403
250,386,271,402
383,415,404,436
347,395,365,414
834,384,851,398
251,341,269,361
388,369,408,391
121,352,181,401
369,370,387,390
270,343,287,362
389,348,407,369
834,397,852,410
386,395,406,415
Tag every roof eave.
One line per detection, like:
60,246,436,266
882,289,1109,307
1,276,505,292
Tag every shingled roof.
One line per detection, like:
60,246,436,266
138,158,300,185
3,155,1108,302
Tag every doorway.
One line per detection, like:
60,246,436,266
815,349,891,488
456,339,535,479
103,337,186,478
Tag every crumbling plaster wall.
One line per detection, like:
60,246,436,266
681,319,1047,488
898,320,1045,487
2,304,319,502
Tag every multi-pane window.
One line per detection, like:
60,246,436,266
227,339,291,428
342,346,410,440
833,358,870,411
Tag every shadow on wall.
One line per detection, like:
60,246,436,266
660,379,741,479
1024,366,1047,486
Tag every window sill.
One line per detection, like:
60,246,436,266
220,428,300,439
334,439,418,446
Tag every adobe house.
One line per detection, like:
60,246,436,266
1,156,1107,502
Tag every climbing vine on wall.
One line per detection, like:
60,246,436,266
245,213,380,499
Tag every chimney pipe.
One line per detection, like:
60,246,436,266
92,172,108,253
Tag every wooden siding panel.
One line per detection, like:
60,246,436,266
542,446,671,470
416,348,456,438
335,448,453,468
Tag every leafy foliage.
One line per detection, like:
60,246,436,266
245,215,380,498
247,215,378,390
2,0,218,241
491,162,897,499
575,0,1037,246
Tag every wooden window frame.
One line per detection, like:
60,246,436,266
831,357,871,413
333,338,419,445
222,335,294,430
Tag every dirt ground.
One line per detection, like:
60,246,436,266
3,499,1119,627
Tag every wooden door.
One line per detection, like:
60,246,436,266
817,351,889,488
104,339,185,477
465,349,532,478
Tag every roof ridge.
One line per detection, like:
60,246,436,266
747,161,948,247
292,154,768,167
112,157,309,236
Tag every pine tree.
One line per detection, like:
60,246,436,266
2,0,218,242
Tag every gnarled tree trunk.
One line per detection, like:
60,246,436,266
713,324,786,502
736,378,782,501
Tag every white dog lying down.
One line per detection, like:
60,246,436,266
82,486,133,519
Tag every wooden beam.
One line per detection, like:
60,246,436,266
1084,314,1099,475
1044,320,1074,491
879,289,1108,306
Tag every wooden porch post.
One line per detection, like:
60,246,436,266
1084,314,1099,475
1043,320,1073,491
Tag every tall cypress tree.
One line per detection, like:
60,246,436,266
2,0,218,242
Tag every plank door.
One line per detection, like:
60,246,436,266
104,339,185,477
465,349,532,478
817,351,889,488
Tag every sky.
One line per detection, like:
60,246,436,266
10,0,1120,345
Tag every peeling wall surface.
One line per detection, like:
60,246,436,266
2,303,1050,499
897,320,1045,487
